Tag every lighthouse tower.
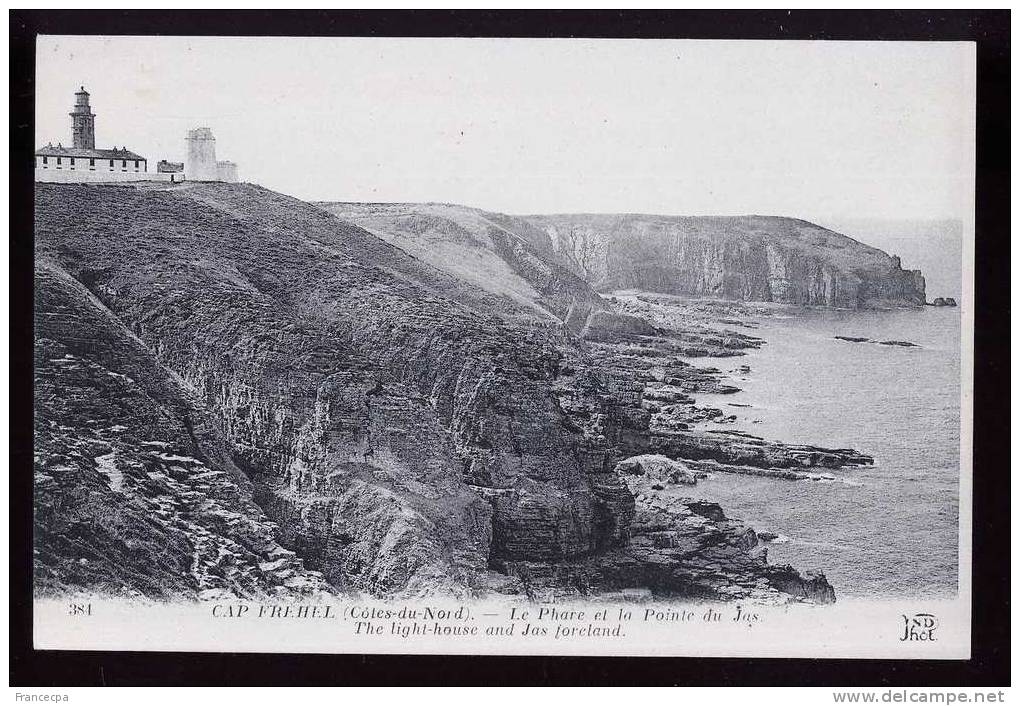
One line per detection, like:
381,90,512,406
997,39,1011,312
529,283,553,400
185,127,218,181
70,86,96,149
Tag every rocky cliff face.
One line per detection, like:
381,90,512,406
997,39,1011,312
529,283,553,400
528,214,926,308
36,183,549,598
34,262,335,599
34,183,868,603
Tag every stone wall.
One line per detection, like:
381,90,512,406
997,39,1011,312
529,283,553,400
216,161,239,183
35,168,176,184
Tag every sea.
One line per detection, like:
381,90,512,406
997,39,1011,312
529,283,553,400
692,306,963,599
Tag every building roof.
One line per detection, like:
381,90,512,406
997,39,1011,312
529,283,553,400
35,144,146,161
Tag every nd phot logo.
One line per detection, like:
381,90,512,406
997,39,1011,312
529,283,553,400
900,613,938,642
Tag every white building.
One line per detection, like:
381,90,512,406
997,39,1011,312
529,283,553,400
185,127,239,183
35,87,174,184
35,144,150,182
185,127,218,181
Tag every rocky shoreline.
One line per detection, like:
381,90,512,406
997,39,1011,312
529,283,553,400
33,183,884,606
536,294,875,603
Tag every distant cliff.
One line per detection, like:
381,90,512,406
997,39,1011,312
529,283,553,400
527,214,926,308
323,205,926,309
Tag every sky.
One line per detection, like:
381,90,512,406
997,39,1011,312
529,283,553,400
36,36,975,223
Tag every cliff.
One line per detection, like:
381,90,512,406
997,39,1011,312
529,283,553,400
34,182,868,603
36,183,534,599
527,214,926,308
323,204,925,310
34,262,334,599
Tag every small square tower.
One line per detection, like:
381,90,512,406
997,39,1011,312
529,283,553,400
185,127,218,181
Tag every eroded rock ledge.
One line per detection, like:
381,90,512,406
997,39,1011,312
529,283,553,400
497,456,835,604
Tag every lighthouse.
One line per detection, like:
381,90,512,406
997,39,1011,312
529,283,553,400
70,86,96,150
36,86,152,182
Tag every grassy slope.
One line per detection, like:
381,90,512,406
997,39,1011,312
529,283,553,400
317,201,603,325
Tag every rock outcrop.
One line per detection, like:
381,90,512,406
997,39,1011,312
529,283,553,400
501,492,836,604
615,454,698,486
579,310,658,342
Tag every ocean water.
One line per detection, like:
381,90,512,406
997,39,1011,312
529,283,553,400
691,306,962,598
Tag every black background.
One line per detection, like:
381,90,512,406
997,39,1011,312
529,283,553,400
9,10,1010,687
